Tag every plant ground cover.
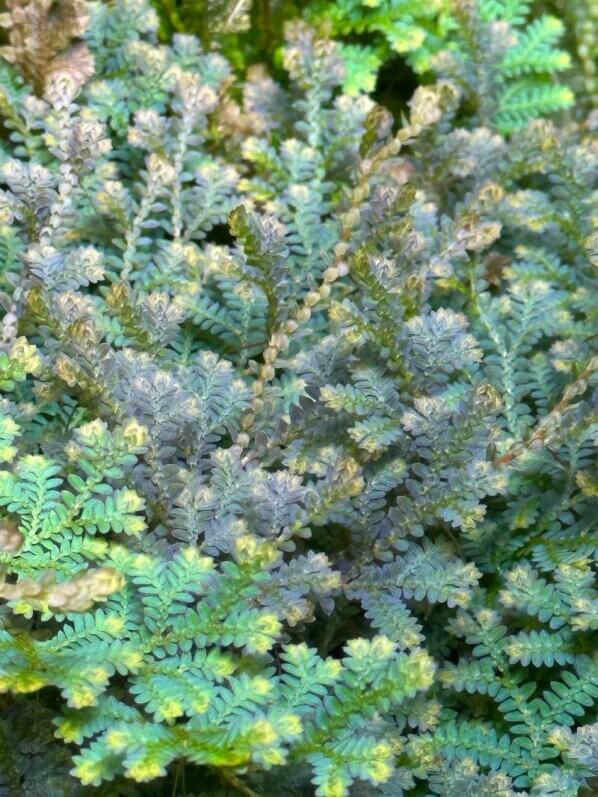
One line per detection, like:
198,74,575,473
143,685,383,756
0,1,596,796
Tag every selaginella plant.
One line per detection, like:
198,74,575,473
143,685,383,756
304,0,575,129
0,1,596,795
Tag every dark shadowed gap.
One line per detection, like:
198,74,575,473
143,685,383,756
373,54,419,123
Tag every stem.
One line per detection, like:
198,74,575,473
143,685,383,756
172,113,193,241
258,0,272,55
171,760,182,797
122,181,159,281
496,356,598,466
215,768,259,797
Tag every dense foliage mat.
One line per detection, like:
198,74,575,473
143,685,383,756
0,1,596,795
